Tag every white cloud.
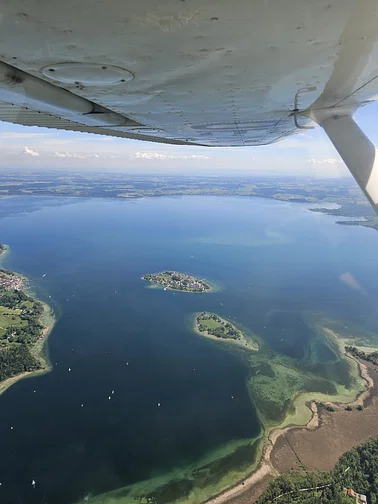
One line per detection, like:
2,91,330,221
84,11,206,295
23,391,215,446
307,158,342,165
131,152,210,161
23,146,39,157
51,151,113,159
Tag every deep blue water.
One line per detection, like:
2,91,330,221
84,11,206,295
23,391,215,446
0,195,378,504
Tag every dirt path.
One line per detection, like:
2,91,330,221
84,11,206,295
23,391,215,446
352,358,374,406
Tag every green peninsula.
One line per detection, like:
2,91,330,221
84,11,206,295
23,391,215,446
0,268,54,393
142,271,210,292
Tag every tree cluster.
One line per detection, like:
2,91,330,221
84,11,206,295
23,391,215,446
345,345,378,366
197,313,240,340
0,289,44,381
257,436,378,503
0,345,40,381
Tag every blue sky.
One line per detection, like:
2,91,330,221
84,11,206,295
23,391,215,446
0,101,377,177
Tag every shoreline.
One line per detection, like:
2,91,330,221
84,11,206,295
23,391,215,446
205,402,320,504
0,244,9,260
193,313,258,351
204,332,374,504
146,281,217,294
146,282,216,293
0,250,56,395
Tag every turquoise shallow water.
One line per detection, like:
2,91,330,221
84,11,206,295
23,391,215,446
0,195,378,504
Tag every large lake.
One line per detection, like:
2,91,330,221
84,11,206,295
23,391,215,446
0,195,378,504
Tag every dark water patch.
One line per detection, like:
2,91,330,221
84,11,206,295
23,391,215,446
256,362,276,379
264,310,338,366
144,479,194,504
310,358,354,388
258,396,291,424
308,338,337,364
264,311,314,360
303,377,337,395
193,442,259,489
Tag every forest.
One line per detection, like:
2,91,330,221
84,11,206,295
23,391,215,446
0,286,45,381
197,312,241,340
257,436,378,503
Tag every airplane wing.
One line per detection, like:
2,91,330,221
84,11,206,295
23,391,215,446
0,0,378,209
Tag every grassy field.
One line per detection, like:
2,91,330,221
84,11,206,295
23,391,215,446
200,317,223,331
0,298,35,337
0,305,26,335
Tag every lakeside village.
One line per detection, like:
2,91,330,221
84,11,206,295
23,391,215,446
142,271,210,292
0,270,23,291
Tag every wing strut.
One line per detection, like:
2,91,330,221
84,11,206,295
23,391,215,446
315,113,378,214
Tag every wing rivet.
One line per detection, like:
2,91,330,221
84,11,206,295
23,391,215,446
41,63,134,85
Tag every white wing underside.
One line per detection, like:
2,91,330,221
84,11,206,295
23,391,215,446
1,0,378,147
0,101,196,146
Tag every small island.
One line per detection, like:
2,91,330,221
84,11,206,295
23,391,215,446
142,271,211,292
195,312,257,350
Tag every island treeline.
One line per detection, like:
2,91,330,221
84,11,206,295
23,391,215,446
0,279,45,381
197,312,241,340
257,436,378,503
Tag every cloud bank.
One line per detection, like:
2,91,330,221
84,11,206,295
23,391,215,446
131,152,210,161
307,158,341,165
23,146,39,157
